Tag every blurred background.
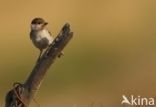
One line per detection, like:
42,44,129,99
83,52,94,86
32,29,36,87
0,0,156,107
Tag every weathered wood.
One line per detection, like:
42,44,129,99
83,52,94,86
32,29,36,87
5,23,73,107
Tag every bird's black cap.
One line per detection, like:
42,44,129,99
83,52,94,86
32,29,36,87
31,18,48,25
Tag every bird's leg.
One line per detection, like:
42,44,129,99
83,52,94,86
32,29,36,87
36,49,43,63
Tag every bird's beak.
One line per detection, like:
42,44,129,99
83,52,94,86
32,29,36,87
44,22,48,25
42,22,48,28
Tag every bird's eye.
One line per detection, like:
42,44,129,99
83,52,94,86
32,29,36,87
38,22,41,24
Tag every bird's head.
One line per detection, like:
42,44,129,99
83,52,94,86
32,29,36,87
31,18,48,31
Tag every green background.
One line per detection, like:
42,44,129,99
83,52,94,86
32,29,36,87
0,0,156,106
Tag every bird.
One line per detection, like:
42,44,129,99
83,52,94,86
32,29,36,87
30,18,63,62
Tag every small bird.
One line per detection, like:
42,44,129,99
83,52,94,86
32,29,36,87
30,18,54,62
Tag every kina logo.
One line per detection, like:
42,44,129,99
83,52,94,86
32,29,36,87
121,95,154,106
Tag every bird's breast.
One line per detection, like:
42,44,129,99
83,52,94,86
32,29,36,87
30,29,53,49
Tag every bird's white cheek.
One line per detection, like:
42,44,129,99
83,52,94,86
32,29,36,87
31,24,41,30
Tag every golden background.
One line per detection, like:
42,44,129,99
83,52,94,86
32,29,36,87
0,0,156,106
